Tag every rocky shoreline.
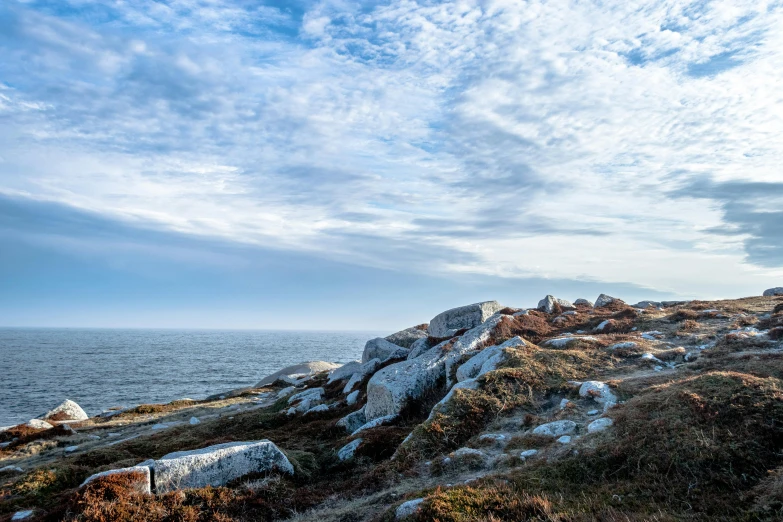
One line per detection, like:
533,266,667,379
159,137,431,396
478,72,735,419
2,288,783,521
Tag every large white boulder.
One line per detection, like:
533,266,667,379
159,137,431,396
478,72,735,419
764,287,783,297
42,399,88,422
366,315,505,421
427,301,504,338
532,420,577,437
385,326,428,348
81,466,151,494
362,338,408,363
154,440,293,493
255,362,340,387
328,361,362,383
537,295,574,314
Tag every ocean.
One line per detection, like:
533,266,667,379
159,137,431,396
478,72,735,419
0,328,382,427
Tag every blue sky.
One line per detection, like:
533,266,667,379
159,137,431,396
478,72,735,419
1,0,782,330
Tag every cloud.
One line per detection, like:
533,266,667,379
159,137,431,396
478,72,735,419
1,0,782,302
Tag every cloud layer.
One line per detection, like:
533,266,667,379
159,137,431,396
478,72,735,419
1,0,782,300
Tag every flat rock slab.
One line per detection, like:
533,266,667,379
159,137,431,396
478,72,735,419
155,440,293,493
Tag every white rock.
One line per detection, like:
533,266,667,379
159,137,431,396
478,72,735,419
351,414,398,436
343,359,381,394
595,294,621,308
537,295,574,314
337,407,367,433
385,326,429,348
728,327,765,339
338,438,362,461
346,390,360,406
587,417,614,433
427,301,504,338
81,466,152,494
276,386,297,399
595,320,611,331
43,399,88,422
151,423,169,430
513,309,530,316
641,331,664,340
407,337,432,359
532,420,577,437
587,409,600,416
288,387,324,405
189,417,200,425
519,449,538,458
456,346,504,382
579,381,617,405
544,336,598,348
479,433,506,442
557,435,572,444
425,379,480,422
632,300,661,309
396,498,425,519
654,365,664,372
286,407,296,416
256,362,340,387
304,404,331,415
0,466,24,473
12,511,34,520
453,447,486,459
574,298,594,307
26,419,53,430
608,342,637,350
559,399,571,409
763,287,783,297
363,338,409,363
328,361,362,383
64,445,79,453
641,353,663,363
154,440,293,493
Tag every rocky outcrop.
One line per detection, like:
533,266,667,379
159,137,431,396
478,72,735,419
287,388,324,413
537,295,574,313
385,326,428,348
362,338,408,363
764,287,783,297
343,359,381,394
327,361,362,383
574,298,594,307
154,440,293,493
337,407,367,434
407,337,431,359
595,294,622,308
427,301,504,338
255,362,341,387
42,400,88,422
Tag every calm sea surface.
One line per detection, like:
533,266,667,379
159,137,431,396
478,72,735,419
0,328,382,427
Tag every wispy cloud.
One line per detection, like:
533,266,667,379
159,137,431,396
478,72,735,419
1,0,782,300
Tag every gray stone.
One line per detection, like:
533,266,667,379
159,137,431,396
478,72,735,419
328,361,362,383
0,466,24,473
532,420,577,437
574,298,594,307
396,498,425,519
407,337,432,360
579,381,617,407
385,326,429,348
287,388,324,405
595,294,622,308
632,300,661,309
764,287,783,297
43,399,88,422
154,440,293,493
189,417,200,425
337,407,367,433
557,435,572,444
304,404,331,415
337,438,362,461
519,449,538,458
537,295,574,313
256,362,340,387
346,390,360,406
427,301,504,338
343,359,381,394
351,414,398,436
26,419,53,430
362,338,408,363
81,466,152,494
276,386,297,399
587,417,614,433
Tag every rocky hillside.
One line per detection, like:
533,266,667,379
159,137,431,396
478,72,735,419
2,289,783,521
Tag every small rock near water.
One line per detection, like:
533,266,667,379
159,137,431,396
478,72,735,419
43,399,88,422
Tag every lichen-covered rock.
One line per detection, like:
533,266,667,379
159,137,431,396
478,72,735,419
532,420,577,437
43,399,88,422
255,362,340,387
338,438,362,461
337,407,367,433
574,298,594,307
595,294,622,308
328,361,362,383
346,390,360,406
351,414,398,436
81,466,152,494
427,301,504,338
587,417,614,433
407,337,432,360
362,338,408,363
537,295,574,313
456,346,505,382
385,326,428,348
154,440,293,493
579,381,617,406
396,498,425,519
763,287,783,297
343,359,381,394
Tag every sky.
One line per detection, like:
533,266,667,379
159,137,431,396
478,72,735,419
1,0,782,330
